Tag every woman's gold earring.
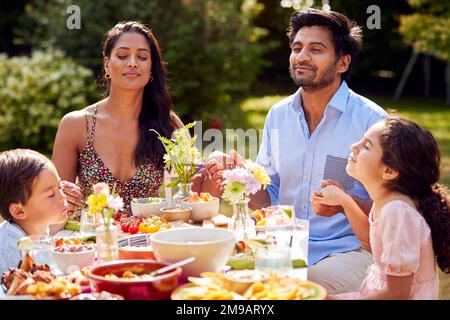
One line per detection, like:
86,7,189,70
105,73,111,79
149,75,153,83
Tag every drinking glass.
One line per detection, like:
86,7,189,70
23,235,55,268
265,205,295,224
80,209,97,236
265,205,295,247
290,218,309,263
255,245,292,276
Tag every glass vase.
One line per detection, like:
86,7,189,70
96,218,119,262
228,198,256,242
172,182,195,205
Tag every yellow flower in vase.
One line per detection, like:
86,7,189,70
252,165,271,189
86,182,124,262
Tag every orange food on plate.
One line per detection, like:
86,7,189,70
187,192,213,203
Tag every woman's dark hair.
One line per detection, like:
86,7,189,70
287,9,362,81
0,149,51,221
101,21,175,167
379,116,450,273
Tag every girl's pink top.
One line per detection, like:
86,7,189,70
337,200,439,300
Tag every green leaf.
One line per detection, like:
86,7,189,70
165,178,181,188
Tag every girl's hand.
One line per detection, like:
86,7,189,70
313,185,348,206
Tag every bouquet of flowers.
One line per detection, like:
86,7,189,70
222,160,270,241
151,122,203,188
222,160,271,203
86,182,124,228
85,183,123,261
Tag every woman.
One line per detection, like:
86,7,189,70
52,21,221,222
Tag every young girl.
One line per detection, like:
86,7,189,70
0,149,68,276
313,116,450,299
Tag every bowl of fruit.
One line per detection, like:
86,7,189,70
131,197,168,218
181,193,219,223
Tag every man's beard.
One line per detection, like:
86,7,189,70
289,62,337,91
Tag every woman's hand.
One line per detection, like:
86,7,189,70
60,180,83,216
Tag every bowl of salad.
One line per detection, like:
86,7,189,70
131,197,168,218
52,238,96,274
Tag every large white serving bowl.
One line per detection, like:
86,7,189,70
150,228,235,277
181,197,220,222
131,198,168,218
52,248,96,274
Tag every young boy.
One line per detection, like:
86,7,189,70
0,149,68,276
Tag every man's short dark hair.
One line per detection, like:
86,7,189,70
0,149,50,221
287,9,363,81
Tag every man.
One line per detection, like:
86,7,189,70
217,9,386,295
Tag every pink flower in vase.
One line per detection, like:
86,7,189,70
93,182,110,196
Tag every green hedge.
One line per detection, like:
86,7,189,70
0,49,98,154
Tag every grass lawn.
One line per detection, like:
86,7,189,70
224,94,450,299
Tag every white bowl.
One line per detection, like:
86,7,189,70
131,198,168,217
52,248,96,274
181,197,220,222
150,228,235,277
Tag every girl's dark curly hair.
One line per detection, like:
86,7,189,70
379,116,450,273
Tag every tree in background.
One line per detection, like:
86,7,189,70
14,0,275,120
399,0,450,62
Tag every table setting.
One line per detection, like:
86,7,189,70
0,123,324,300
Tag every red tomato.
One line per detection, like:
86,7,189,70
55,238,64,247
235,241,247,253
129,224,138,234
121,214,129,219
114,212,122,221
121,223,130,233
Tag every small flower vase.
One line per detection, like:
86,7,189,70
228,198,256,242
173,182,195,205
96,217,119,262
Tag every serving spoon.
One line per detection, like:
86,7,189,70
150,257,195,277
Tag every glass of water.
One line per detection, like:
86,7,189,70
290,218,309,263
255,245,292,276
265,205,295,247
80,209,97,236
266,205,295,225
24,235,55,268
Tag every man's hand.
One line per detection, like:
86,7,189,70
199,159,224,198
229,149,244,168
310,180,345,217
